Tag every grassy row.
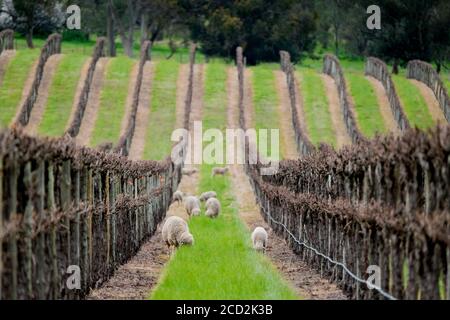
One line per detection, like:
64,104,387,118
90,56,136,147
38,54,89,137
151,64,297,299
143,60,180,160
250,64,281,160
391,74,434,130
0,49,40,127
297,68,336,147
345,72,387,137
14,36,206,63
150,163,297,299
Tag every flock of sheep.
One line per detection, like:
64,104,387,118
161,166,269,256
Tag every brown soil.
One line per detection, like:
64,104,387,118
229,66,346,300
128,61,154,161
274,70,300,160
321,74,351,149
119,61,139,137
65,58,92,132
366,76,400,135
293,73,310,137
175,64,190,129
409,79,447,125
76,57,109,146
244,69,255,127
87,228,169,300
87,64,205,299
12,56,40,125
0,50,16,86
24,54,63,135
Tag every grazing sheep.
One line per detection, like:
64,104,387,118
205,198,221,218
172,190,184,205
184,196,201,216
211,167,229,177
162,216,194,255
251,227,268,253
199,191,217,202
182,168,199,176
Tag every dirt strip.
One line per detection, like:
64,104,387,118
409,79,447,124
13,57,40,125
274,70,300,159
174,64,190,129
366,76,400,134
75,57,109,146
119,61,139,137
230,67,346,300
0,50,16,86
293,73,311,137
128,61,154,161
24,54,63,135
321,74,351,149
65,58,92,132
88,64,205,299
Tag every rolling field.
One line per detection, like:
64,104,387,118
296,67,337,147
90,56,136,147
1,37,449,301
0,49,39,127
344,70,388,137
250,64,282,159
38,54,89,136
392,74,435,129
151,67,298,298
143,60,180,160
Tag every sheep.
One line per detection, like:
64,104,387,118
199,191,217,202
172,190,184,205
205,197,221,218
161,216,194,255
184,196,201,216
251,227,268,253
182,167,199,176
211,167,229,177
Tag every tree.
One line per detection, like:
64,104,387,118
3,0,59,48
140,0,181,44
178,0,318,64
109,0,140,57
341,0,450,73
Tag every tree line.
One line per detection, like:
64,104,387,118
0,0,448,71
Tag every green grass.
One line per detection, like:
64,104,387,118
143,60,180,160
250,64,281,161
345,72,387,137
37,54,89,137
203,61,228,131
297,68,336,147
150,63,297,299
14,35,205,63
90,56,136,147
150,167,298,300
0,49,40,127
392,75,435,129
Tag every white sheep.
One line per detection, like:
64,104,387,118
205,197,221,218
211,167,229,177
182,167,199,176
199,191,217,202
172,190,184,205
161,216,194,255
251,227,268,253
184,195,201,216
